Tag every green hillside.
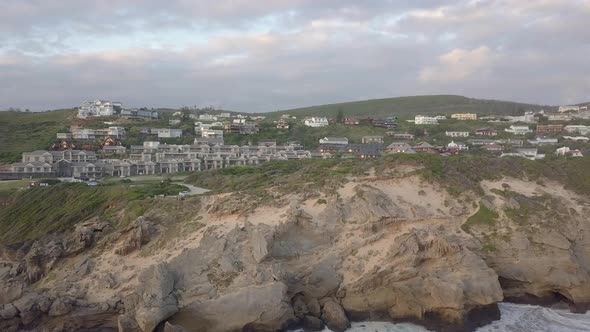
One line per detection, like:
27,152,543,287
0,109,76,163
269,95,550,119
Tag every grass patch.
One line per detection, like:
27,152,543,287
0,109,76,163
186,159,369,194
461,202,499,232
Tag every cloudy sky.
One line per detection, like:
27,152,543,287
1,0,589,112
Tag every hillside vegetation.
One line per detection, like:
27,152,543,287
187,154,590,197
0,109,76,163
269,95,549,119
0,180,188,244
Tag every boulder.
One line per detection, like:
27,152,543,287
48,297,73,316
0,317,20,332
180,282,294,332
13,293,44,325
321,300,350,332
249,224,272,263
23,241,60,283
117,314,140,332
303,315,324,331
163,321,189,332
0,303,17,319
133,263,178,332
0,281,23,305
292,294,309,319
306,298,321,318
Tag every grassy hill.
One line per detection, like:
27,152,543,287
268,95,551,119
0,109,76,163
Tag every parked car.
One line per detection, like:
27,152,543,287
178,191,191,200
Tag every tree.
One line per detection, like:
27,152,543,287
336,107,344,124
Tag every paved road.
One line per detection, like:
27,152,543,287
182,184,210,195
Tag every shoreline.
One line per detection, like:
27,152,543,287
287,302,590,332
285,299,590,332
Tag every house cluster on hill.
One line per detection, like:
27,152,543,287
77,99,159,120
4,100,589,181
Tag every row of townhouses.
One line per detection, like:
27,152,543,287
7,141,322,178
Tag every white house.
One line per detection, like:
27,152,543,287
548,114,572,121
451,113,477,121
414,115,438,125
157,128,183,138
447,141,469,150
564,125,590,135
505,112,537,124
501,148,545,160
71,126,126,140
505,125,533,135
201,129,224,138
558,105,580,113
445,131,470,137
78,99,116,118
199,114,217,121
556,147,584,157
563,136,589,142
304,117,329,127
56,133,72,139
319,137,348,145
528,137,558,145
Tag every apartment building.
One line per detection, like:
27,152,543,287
451,113,477,121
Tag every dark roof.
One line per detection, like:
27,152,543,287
348,143,384,155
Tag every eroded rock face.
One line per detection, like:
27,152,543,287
341,185,405,224
473,190,590,308
340,233,503,329
486,228,590,306
114,216,156,256
132,263,178,332
173,282,294,332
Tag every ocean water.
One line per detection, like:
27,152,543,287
293,303,590,332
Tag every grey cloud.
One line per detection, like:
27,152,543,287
0,0,589,111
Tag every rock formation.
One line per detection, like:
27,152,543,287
1,175,589,331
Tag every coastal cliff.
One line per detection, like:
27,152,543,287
1,157,589,332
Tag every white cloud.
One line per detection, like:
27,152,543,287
419,46,494,81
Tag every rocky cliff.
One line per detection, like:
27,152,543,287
1,170,589,332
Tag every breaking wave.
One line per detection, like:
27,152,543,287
292,302,590,332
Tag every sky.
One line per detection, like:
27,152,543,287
1,0,589,112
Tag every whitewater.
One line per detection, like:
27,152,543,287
293,303,590,332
